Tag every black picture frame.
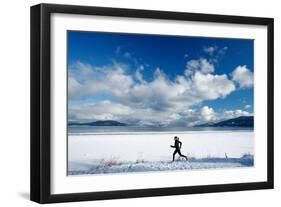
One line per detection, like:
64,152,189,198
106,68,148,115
30,3,274,204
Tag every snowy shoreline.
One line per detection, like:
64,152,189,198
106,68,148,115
68,155,254,175
68,130,254,175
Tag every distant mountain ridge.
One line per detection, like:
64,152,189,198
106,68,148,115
68,120,127,126
195,116,253,127
69,116,253,127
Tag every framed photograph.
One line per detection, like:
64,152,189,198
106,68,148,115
30,3,274,203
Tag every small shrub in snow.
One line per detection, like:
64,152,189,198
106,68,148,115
135,159,145,164
99,157,122,167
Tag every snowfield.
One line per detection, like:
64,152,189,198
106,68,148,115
68,155,254,175
68,130,254,175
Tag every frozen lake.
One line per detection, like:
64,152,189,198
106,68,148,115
68,130,254,175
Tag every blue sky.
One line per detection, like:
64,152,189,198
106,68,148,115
68,31,254,126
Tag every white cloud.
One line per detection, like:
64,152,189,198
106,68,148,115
178,106,217,126
232,65,254,88
223,109,252,119
193,72,236,100
200,106,217,122
245,105,251,109
178,107,252,127
202,46,228,64
169,106,218,127
203,46,228,58
69,101,133,122
68,60,239,125
185,58,214,76
69,96,252,127
68,77,84,99
203,46,217,56
135,65,146,84
68,61,134,100
218,46,228,56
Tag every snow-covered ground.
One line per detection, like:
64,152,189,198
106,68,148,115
68,130,254,175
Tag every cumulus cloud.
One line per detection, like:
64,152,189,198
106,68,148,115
192,72,235,100
223,109,252,119
203,46,217,56
202,46,228,61
232,65,254,88
245,105,251,109
69,101,133,121
135,65,146,84
177,106,252,127
185,58,215,76
69,100,185,126
218,46,228,56
68,59,246,126
200,106,217,122
68,61,133,100
169,106,219,127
